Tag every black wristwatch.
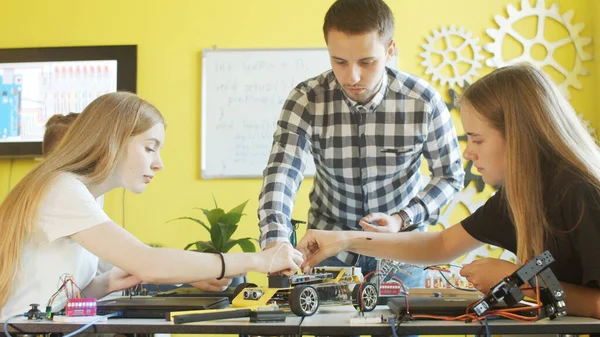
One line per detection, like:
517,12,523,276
393,210,418,232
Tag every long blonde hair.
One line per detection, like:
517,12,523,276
0,92,165,308
460,64,600,263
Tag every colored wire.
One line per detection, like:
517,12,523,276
409,275,543,323
388,316,399,337
435,270,478,292
3,313,26,337
47,275,85,307
61,312,121,337
484,317,491,337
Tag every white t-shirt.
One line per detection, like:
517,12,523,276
1,173,110,320
94,195,114,275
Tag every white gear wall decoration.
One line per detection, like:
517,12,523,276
577,113,597,140
420,25,484,88
484,0,593,99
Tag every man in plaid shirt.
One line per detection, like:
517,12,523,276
258,0,464,288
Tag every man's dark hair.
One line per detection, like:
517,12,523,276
323,0,395,43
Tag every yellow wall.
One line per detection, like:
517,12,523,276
0,0,597,286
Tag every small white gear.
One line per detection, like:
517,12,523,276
420,25,484,88
485,0,593,99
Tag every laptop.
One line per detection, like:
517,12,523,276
96,296,229,319
388,296,536,318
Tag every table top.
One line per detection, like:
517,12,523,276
4,306,600,336
3,315,303,335
300,306,600,336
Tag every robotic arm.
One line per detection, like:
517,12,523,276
472,250,567,320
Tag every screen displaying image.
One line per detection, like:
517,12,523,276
0,60,117,142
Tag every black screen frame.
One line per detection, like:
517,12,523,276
0,45,137,157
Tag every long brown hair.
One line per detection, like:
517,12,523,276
0,92,165,308
460,64,600,262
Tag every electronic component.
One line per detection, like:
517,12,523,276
472,250,566,320
27,303,43,320
268,272,335,288
65,298,97,317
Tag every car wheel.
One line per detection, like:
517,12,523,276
353,283,378,312
289,285,319,316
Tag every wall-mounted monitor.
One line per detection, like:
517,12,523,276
0,45,137,157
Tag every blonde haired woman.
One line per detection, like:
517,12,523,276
0,92,303,319
297,64,600,318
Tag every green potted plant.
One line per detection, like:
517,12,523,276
169,197,257,254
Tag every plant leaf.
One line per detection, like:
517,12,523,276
204,208,225,226
223,238,257,253
218,223,238,243
212,193,218,208
195,241,218,253
218,200,249,227
210,221,225,252
228,200,249,215
166,216,210,233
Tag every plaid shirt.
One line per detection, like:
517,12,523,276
258,68,464,264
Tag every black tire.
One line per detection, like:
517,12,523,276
289,285,319,316
232,282,257,300
352,283,378,312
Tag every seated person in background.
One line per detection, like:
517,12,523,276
42,113,80,156
42,112,232,293
297,63,600,319
0,92,303,320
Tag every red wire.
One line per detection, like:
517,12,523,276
305,239,545,323
410,275,543,322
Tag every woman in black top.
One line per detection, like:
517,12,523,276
297,63,600,318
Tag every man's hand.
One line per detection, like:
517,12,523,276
359,212,403,233
297,229,349,273
189,278,233,292
460,258,520,293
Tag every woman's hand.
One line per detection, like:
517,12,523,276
296,229,350,273
359,212,403,233
460,258,519,292
189,278,233,292
107,267,142,293
259,242,304,276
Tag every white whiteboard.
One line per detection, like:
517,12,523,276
201,48,398,179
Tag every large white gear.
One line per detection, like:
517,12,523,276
485,0,593,99
420,25,484,88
